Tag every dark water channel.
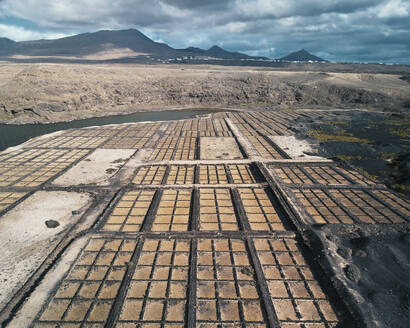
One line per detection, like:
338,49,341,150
0,109,227,151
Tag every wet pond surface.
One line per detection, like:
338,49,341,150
1,108,409,194
0,108,228,151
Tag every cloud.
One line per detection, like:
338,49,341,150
0,0,409,63
0,0,381,29
376,0,409,18
0,24,67,41
0,0,177,28
218,22,248,33
233,0,382,19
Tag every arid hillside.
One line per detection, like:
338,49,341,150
0,63,409,123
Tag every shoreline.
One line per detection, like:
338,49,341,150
1,104,401,126
0,106,242,126
0,108,238,152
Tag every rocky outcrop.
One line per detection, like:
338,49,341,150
1,64,409,123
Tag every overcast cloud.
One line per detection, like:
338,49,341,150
0,0,409,63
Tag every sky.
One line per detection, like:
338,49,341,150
0,0,409,64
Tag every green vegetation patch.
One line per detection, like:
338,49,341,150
356,168,378,182
381,116,410,126
388,127,410,138
323,121,349,125
379,152,396,161
392,184,410,194
308,129,370,143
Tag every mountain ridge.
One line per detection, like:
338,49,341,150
280,49,326,62
0,29,325,62
1,29,176,57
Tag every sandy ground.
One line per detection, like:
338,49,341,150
7,236,89,328
200,137,243,160
269,136,325,160
52,149,136,186
0,191,92,310
0,63,409,123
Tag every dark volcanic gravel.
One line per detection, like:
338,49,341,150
311,224,410,328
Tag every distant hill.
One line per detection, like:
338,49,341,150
178,46,205,54
0,30,329,63
206,45,266,59
3,29,177,57
0,38,17,56
0,29,266,60
280,49,326,62
178,45,267,60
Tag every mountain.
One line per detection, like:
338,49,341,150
0,29,266,61
280,49,326,62
10,29,177,57
0,38,17,56
177,45,266,60
178,46,206,54
206,45,264,59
